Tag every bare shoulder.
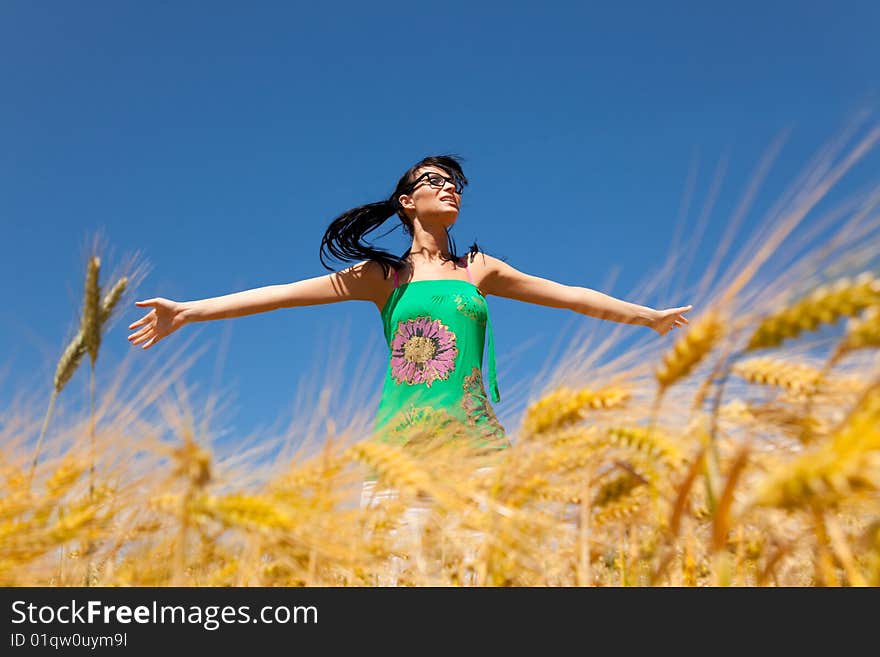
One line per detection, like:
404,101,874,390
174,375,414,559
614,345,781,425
473,253,503,273
330,259,394,309
336,258,389,281
469,253,505,296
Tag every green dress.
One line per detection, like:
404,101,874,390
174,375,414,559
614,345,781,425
372,256,509,453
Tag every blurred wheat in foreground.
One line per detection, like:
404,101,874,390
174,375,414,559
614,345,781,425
4,120,880,586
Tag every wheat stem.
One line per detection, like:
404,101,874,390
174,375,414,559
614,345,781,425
29,390,58,486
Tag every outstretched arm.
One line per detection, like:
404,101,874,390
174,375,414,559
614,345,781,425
481,255,692,336
128,260,384,349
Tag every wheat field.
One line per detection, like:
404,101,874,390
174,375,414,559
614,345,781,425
4,121,880,587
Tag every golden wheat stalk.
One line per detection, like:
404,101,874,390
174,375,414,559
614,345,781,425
520,426,622,490
731,357,824,395
690,343,737,412
731,353,866,445
523,385,630,436
0,507,99,566
0,475,110,581
753,382,880,509
649,447,707,585
81,257,101,503
54,338,87,395
81,257,101,366
720,399,827,441
99,276,128,324
823,512,867,586
45,458,86,497
655,311,725,393
832,306,880,364
55,274,128,394
776,375,867,404
811,506,841,586
576,466,594,587
862,521,880,586
345,441,433,497
191,494,295,533
30,276,129,483
601,426,686,469
591,470,646,509
747,272,880,351
593,488,649,526
711,446,750,553
170,437,213,489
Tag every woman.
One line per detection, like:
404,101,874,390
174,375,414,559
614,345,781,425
127,153,692,477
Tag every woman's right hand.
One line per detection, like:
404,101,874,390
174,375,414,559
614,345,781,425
127,298,189,350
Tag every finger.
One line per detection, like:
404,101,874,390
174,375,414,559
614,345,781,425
128,312,155,330
128,315,151,329
143,336,157,349
135,299,157,307
131,327,154,344
128,326,151,341
132,322,155,337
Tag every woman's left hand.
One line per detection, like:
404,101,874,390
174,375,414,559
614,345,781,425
649,305,693,337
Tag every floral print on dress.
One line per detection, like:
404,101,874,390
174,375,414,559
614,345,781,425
461,366,507,445
453,293,487,327
389,316,458,387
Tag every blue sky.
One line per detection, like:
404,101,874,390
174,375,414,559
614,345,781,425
2,2,879,450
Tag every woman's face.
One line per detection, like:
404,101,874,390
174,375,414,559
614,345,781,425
398,166,461,224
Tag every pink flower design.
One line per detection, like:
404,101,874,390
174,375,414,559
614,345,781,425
390,316,458,386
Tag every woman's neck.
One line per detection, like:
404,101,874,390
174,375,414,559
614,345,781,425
406,249,454,265
408,222,453,264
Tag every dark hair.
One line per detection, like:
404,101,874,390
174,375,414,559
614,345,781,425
319,154,482,280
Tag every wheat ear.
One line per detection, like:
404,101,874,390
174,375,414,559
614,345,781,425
747,273,880,351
